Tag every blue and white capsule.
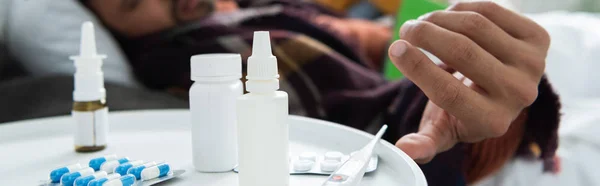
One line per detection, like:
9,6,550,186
114,160,144,176
141,163,171,181
73,171,107,186
60,167,95,186
49,163,82,183
102,174,136,186
87,173,121,186
127,161,157,180
89,154,118,171
100,157,130,173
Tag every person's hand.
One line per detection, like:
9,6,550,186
388,1,550,163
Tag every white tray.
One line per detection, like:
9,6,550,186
0,109,426,186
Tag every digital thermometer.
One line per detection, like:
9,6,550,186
321,125,388,186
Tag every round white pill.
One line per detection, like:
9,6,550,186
293,160,314,172
320,160,341,172
324,151,344,162
299,152,317,162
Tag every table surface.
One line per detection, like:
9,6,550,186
0,109,426,186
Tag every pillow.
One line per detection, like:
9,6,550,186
528,12,600,100
6,0,139,87
511,0,600,13
0,0,7,43
0,0,9,75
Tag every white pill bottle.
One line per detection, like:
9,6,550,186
189,54,243,172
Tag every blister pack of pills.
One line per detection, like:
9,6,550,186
233,151,378,175
40,154,184,186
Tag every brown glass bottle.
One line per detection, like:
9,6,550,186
73,100,108,153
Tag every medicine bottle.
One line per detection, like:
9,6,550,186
71,22,109,153
237,31,290,186
189,54,243,172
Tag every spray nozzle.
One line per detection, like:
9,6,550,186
80,22,97,57
251,31,274,57
71,21,106,61
71,21,107,101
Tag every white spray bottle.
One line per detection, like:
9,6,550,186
237,31,290,186
70,21,109,152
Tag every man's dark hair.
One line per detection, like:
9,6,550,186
77,0,91,9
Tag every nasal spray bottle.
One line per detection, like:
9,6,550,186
70,22,109,152
237,31,290,186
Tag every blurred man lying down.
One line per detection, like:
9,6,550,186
80,0,561,185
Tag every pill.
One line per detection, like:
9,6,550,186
141,163,171,181
60,167,95,186
49,163,82,183
320,160,342,172
102,174,136,186
89,155,118,171
293,160,314,172
324,151,344,162
73,171,107,186
299,152,317,162
87,173,121,186
127,161,157,180
101,157,130,173
114,160,144,176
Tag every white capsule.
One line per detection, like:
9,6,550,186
141,163,171,181
102,174,136,186
89,155,118,171
87,173,121,186
73,171,107,186
49,163,82,183
104,173,122,180
114,160,144,176
60,167,95,186
100,157,130,173
127,161,158,180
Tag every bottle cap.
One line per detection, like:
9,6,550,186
70,21,106,101
246,31,279,92
190,54,242,81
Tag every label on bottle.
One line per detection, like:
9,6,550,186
73,107,109,146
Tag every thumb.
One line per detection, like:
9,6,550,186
395,133,437,163
396,115,458,163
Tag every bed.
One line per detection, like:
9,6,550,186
476,12,600,186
